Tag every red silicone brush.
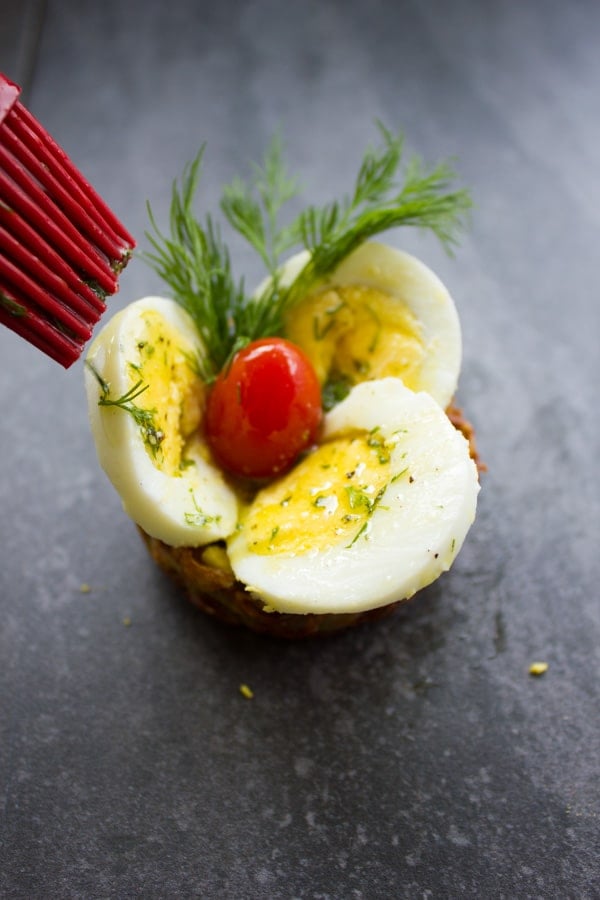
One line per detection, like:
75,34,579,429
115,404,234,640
0,73,135,367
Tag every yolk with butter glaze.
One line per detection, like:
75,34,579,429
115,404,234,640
239,432,401,555
129,310,204,475
284,284,425,388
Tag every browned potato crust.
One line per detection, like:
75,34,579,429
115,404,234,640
139,527,402,637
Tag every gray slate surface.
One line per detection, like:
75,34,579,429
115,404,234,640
1,1,598,896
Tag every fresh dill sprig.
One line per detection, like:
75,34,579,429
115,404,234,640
283,123,472,311
86,361,165,455
220,132,302,277
143,125,472,379
144,148,245,380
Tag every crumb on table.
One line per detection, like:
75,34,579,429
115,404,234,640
529,661,549,676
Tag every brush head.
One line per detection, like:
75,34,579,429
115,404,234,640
0,72,135,367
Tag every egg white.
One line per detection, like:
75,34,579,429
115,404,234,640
85,252,476,616
227,378,479,615
256,242,462,409
85,296,238,548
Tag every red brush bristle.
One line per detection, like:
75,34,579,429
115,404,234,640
0,236,102,336
0,72,136,368
0,204,107,313
0,161,119,295
0,296,87,367
12,103,136,256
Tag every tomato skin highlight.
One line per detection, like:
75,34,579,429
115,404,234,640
205,338,323,479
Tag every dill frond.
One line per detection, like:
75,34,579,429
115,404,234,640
143,125,471,379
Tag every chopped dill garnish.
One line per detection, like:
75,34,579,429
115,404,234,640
347,520,370,548
345,485,373,510
184,492,222,527
0,293,27,317
345,483,389,547
321,375,352,411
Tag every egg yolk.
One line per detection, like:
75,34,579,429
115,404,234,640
284,284,425,389
239,428,406,555
128,310,204,475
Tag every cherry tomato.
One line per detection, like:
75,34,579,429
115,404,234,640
205,337,323,479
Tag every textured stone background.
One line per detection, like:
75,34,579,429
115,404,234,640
1,1,598,896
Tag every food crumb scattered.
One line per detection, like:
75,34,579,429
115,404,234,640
79,583,92,594
239,683,254,699
529,661,549,676
122,616,132,627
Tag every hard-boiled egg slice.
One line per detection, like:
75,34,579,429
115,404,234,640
275,242,462,409
85,296,238,548
227,378,479,615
